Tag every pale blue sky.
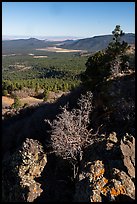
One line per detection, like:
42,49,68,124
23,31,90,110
2,2,135,38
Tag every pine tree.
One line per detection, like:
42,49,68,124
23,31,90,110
82,25,131,86
43,89,49,102
35,83,39,96
11,96,22,109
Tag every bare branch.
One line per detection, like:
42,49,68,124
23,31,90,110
46,92,101,163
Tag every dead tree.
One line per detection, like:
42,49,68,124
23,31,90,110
45,92,101,179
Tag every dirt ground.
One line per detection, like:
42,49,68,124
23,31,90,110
2,96,43,108
2,91,67,109
2,96,14,107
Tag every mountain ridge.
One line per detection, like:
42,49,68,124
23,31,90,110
57,33,135,52
2,33,135,54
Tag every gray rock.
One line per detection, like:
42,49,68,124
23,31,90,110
120,134,135,178
112,168,135,199
2,138,47,202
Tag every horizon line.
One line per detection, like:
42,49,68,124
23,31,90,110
2,32,135,41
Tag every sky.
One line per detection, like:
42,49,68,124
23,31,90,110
2,2,135,39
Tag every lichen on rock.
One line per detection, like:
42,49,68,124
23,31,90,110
73,135,135,202
2,138,47,202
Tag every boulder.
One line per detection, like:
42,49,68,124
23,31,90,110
120,134,135,178
2,138,47,202
73,135,135,202
112,168,135,200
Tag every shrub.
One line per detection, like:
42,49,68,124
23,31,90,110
45,92,102,179
46,92,106,179
2,90,8,96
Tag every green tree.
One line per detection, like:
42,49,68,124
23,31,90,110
112,25,124,43
82,25,131,87
81,51,111,87
53,84,58,92
19,84,23,90
11,96,22,109
62,83,68,92
106,25,130,75
35,83,39,96
43,89,49,102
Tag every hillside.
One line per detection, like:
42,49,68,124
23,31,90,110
2,71,135,202
2,38,61,54
2,33,135,55
58,33,135,52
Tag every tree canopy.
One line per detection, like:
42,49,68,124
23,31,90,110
81,25,131,88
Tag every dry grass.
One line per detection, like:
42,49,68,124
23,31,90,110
2,96,43,108
20,97,43,105
36,46,85,53
2,91,67,109
47,91,68,102
33,56,48,58
2,96,14,107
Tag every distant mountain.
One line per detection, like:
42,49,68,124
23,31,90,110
61,39,75,44
57,33,135,52
2,35,80,41
2,38,60,54
2,33,135,55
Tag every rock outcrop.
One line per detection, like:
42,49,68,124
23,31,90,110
2,138,47,202
120,133,135,178
2,72,135,202
91,72,135,135
73,133,135,202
